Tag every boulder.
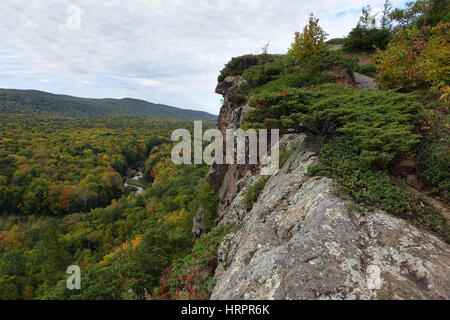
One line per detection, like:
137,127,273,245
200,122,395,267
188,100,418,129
192,206,207,239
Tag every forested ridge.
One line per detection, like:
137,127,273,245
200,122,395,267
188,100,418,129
0,89,216,120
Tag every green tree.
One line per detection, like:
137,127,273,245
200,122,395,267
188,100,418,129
344,6,391,52
359,5,377,29
381,0,394,30
390,0,450,29
288,13,327,63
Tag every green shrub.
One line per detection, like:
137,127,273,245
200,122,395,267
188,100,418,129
188,180,219,230
375,23,450,94
279,145,296,168
418,128,450,203
251,71,337,95
241,60,284,87
218,55,258,82
343,26,391,52
242,176,270,210
308,138,449,243
248,51,353,95
218,54,281,82
244,84,421,168
353,63,377,77
156,225,238,299
296,50,353,74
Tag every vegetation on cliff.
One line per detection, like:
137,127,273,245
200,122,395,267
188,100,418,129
219,0,449,242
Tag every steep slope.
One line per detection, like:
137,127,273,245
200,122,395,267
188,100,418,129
211,134,450,299
0,89,216,120
206,74,450,300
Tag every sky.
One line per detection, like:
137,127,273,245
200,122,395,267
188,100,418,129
0,0,407,115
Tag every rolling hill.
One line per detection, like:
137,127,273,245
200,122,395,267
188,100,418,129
0,89,217,120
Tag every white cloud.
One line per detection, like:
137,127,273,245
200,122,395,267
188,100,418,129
0,0,407,114
133,78,161,87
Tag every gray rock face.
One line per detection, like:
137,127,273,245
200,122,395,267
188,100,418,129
192,206,207,239
354,72,377,90
211,137,450,300
207,76,259,217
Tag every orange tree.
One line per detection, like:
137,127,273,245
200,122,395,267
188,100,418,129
376,22,449,97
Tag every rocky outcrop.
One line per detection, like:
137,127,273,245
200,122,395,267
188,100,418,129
207,75,450,300
206,75,259,222
192,206,207,239
211,136,450,299
354,72,377,90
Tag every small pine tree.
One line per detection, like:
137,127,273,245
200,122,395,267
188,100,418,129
381,0,393,30
288,13,328,63
358,5,377,29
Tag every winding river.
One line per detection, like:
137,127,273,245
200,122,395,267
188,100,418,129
124,170,145,195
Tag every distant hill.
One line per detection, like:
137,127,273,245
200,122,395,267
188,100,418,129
0,89,217,120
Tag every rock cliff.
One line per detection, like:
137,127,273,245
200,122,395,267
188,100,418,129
206,75,450,300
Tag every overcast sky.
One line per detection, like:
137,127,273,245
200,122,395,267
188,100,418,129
0,0,407,115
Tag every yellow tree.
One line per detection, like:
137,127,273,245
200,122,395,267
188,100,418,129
288,13,328,63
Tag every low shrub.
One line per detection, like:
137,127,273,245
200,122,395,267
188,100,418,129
189,181,219,230
155,225,238,299
244,84,421,168
251,71,337,95
218,55,259,82
218,54,281,82
241,59,284,87
249,51,353,95
418,125,450,203
297,50,353,74
375,22,450,94
279,145,296,168
242,176,270,210
353,63,377,77
308,138,449,243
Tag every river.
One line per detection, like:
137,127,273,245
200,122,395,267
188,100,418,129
124,170,144,195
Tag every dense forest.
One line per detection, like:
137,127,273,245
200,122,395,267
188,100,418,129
0,0,448,300
0,89,216,120
0,115,220,299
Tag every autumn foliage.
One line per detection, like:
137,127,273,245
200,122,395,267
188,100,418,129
376,22,450,96
288,13,328,62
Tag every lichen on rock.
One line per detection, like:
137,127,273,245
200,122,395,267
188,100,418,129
207,75,450,300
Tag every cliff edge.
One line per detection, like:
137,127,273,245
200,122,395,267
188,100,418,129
206,75,450,300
